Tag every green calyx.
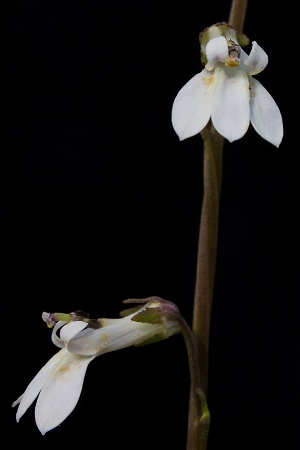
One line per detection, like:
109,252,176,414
199,22,250,66
131,306,164,325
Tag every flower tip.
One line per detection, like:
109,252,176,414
12,394,23,409
261,131,283,148
38,427,47,436
42,312,55,328
273,136,283,148
175,129,196,141
173,130,187,141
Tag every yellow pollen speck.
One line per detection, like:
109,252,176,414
225,58,239,67
202,75,215,86
54,365,72,380
58,366,70,374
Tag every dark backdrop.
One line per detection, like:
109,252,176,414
1,1,298,449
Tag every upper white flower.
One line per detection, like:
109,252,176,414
171,23,283,147
12,299,181,435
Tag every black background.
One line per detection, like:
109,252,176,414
2,1,298,449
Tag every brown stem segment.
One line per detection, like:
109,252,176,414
186,123,223,450
192,124,223,397
180,314,211,450
228,0,248,30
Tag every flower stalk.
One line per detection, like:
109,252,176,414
186,2,249,450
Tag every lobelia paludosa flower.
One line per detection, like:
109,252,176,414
12,298,181,435
171,22,283,147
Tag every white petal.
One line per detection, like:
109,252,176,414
51,321,67,348
66,326,108,355
60,321,88,344
171,70,216,141
35,352,95,434
101,318,123,326
243,41,268,75
67,318,161,356
249,77,283,147
13,348,69,422
211,67,250,142
66,320,135,355
205,36,228,70
12,394,24,408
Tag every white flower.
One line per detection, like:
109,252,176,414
171,23,283,147
12,299,181,435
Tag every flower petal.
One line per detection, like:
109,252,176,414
12,348,69,422
59,320,88,344
171,70,216,141
35,352,95,434
211,66,250,142
67,315,162,356
243,41,268,75
249,78,283,147
51,321,67,348
205,36,228,70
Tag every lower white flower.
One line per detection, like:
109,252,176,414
171,23,283,147
12,299,181,435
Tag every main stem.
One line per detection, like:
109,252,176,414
186,2,248,450
228,0,248,31
192,124,223,397
180,314,210,450
186,123,223,450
